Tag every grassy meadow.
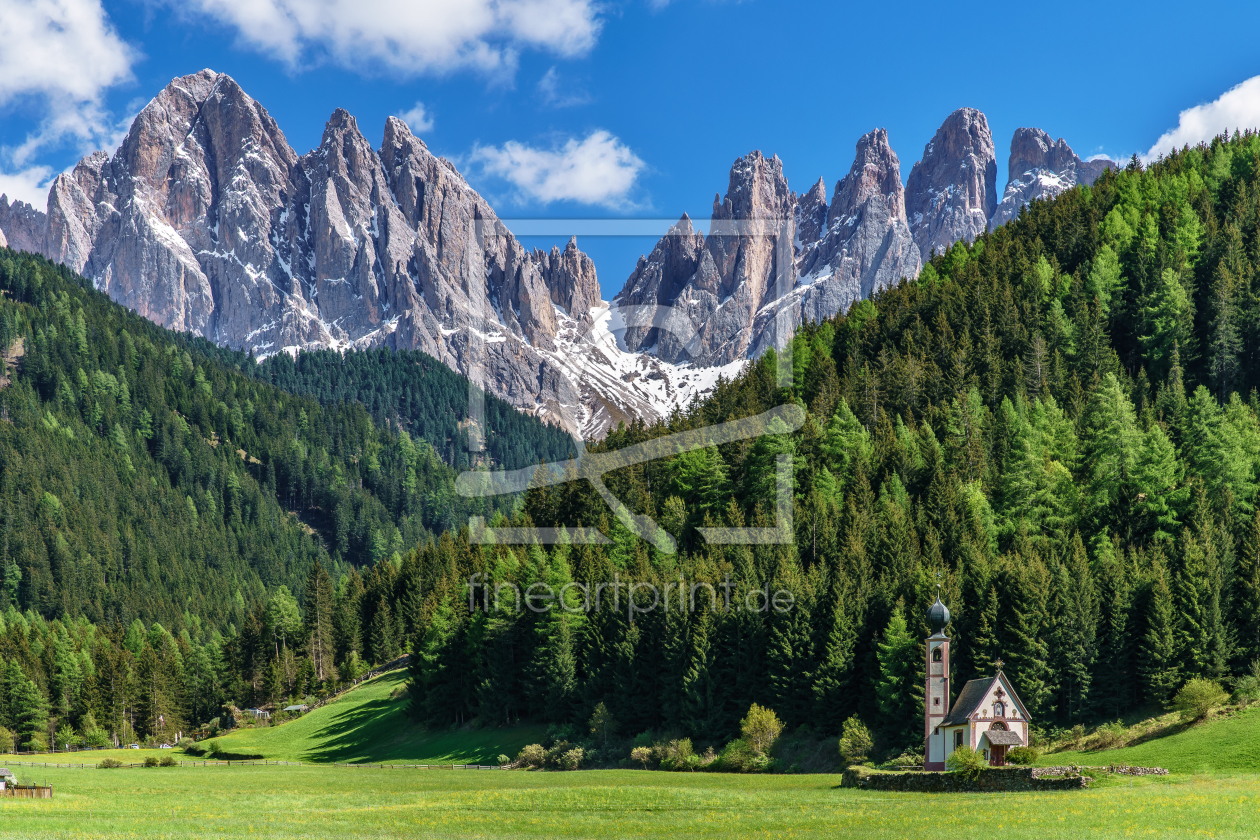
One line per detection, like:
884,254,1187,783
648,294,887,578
0,764,1257,839
3,670,1260,838
205,669,544,764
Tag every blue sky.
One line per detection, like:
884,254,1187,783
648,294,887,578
4,0,1260,298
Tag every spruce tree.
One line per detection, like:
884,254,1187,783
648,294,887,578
1141,558,1181,705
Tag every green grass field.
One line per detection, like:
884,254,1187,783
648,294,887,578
207,669,544,764
1041,705,1260,774
4,674,1260,837
0,764,1257,839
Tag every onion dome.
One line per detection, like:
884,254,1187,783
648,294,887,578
927,594,950,633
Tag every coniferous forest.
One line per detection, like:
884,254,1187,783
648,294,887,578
4,132,1260,755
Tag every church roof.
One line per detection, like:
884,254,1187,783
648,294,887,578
982,729,1023,746
941,671,1030,725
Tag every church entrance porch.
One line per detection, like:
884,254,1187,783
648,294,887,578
989,745,1007,766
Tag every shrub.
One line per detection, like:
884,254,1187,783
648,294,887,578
837,716,873,766
159,755,177,767
55,724,78,750
143,756,159,768
740,704,783,756
516,744,545,769
558,748,584,771
544,740,573,768
886,749,922,768
589,702,617,746
84,728,111,748
98,758,122,769
945,747,987,778
1232,660,1260,703
1006,746,1039,765
0,726,13,754
655,738,695,771
630,746,651,769
1091,720,1126,749
26,734,47,753
711,739,773,773
205,739,221,756
496,754,511,766
1171,678,1230,722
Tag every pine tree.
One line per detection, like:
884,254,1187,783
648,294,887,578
1141,558,1180,705
874,603,923,748
303,561,336,683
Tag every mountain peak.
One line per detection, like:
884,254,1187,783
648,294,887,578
905,107,997,257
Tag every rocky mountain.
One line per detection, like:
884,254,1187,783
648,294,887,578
990,128,1116,228
612,109,1108,374
0,70,731,440
904,108,998,259
1,73,1111,439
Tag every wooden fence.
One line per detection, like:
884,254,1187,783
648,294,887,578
4,785,52,798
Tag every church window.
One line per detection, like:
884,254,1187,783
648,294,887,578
954,730,964,749
932,648,942,662
933,697,940,706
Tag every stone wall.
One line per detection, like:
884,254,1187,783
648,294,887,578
842,766,1089,792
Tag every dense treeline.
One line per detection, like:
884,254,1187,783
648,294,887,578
397,132,1260,753
0,250,509,628
258,348,576,471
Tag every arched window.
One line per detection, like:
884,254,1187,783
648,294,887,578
989,720,1008,731
993,701,1006,718
932,648,943,662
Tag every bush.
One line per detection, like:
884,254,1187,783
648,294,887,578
1006,746,1039,765
205,739,221,756
837,716,873,766
496,754,511,766
630,746,651,769
143,756,159,767
1171,678,1230,722
26,734,47,753
711,738,774,773
0,726,13,754
98,758,122,769
740,704,783,756
84,728,111,748
654,738,695,771
886,749,922,768
516,744,545,769
159,755,177,767
1232,660,1260,703
558,747,584,771
1091,720,1126,749
945,747,987,778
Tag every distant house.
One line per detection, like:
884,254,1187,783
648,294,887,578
0,768,13,790
243,708,271,720
282,705,308,714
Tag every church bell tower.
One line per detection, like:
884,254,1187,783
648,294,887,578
924,591,950,770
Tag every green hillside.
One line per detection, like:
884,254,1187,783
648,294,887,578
212,668,543,764
1042,706,1260,774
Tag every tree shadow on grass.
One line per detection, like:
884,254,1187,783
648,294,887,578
300,673,541,764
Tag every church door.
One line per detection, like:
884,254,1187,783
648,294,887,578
990,745,1007,766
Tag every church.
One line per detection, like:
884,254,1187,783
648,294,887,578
922,593,1031,770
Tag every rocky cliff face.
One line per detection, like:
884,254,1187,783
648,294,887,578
904,108,997,258
0,73,1112,438
0,196,48,254
0,70,726,439
617,151,796,367
616,130,920,368
791,128,921,322
990,128,1115,228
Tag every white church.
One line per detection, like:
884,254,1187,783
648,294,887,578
923,593,1030,770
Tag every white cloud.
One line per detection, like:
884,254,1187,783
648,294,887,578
471,130,645,207
0,0,135,166
397,102,435,133
184,0,601,77
537,67,590,108
1145,76,1260,161
0,164,54,208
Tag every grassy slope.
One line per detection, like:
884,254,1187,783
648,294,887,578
210,669,544,764
1039,706,1260,774
0,766,1254,839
